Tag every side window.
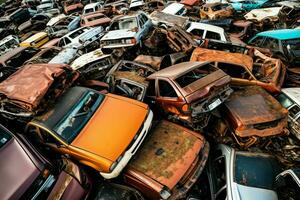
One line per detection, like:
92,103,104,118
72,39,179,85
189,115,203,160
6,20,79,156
206,31,221,40
147,79,156,96
217,62,251,79
211,156,227,200
58,38,65,47
190,29,204,37
263,38,279,50
65,37,72,45
141,14,148,24
249,36,264,46
289,105,300,118
158,80,177,98
138,16,144,27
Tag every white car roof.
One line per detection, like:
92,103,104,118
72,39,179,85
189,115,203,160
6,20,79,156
282,88,300,106
0,35,18,46
187,22,225,33
162,3,184,15
71,49,110,70
84,2,100,9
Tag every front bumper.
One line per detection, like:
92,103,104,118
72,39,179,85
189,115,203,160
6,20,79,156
100,110,153,179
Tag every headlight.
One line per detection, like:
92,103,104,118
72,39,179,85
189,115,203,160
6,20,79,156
109,161,117,172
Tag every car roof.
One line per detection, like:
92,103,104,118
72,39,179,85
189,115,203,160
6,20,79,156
162,3,184,14
84,2,100,9
147,61,210,79
282,88,300,106
188,22,225,33
256,29,300,40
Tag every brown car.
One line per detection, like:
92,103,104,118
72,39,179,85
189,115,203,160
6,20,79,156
146,61,232,129
63,0,84,14
80,12,111,27
190,47,286,93
229,20,255,46
0,63,79,120
213,86,288,148
124,120,209,199
200,3,233,20
0,124,92,199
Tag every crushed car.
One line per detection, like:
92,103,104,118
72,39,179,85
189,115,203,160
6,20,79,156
80,12,111,27
190,47,286,93
0,63,79,120
0,35,19,56
104,60,155,101
200,3,234,20
63,0,84,14
26,86,153,179
211,86,288,149
71,48,113,79
0,124,93,200
124,120,209,199
100,12,152,49
146,61,232,129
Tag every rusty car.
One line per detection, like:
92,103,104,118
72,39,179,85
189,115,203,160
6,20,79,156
80,12,111,27
200,3,234,20
211,86,288,149
190,47,286,93
124,120,209,199
105,60,155,101
0,63,79,120
71,48,113,79
63,0,84,14
146,61,232,129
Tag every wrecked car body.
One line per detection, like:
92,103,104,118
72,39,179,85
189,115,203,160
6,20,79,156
212,86,288,149
100,12,152,49
71,48,113,79
0,35,19,56
276,88,300,142
229,20,255,45
190,47,286,93
150,10,189,28
143,0,165,13
124,120,209,200
105,60,155,101
46,15,80,37
63,0,84,14
0,64,79,120
146,61,232,129
80,12,111,27
275,168,300,200
200,3,234,20
18,13,51,34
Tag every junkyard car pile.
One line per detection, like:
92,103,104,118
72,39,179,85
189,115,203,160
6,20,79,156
0,0,299,199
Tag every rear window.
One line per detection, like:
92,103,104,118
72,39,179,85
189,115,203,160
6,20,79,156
87,15,105,22
69,28,88,39
234,153,281,190
0,127,12,148
175,63,217,88
276,93,294,108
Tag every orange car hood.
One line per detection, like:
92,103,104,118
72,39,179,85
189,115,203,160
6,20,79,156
71,94,148,162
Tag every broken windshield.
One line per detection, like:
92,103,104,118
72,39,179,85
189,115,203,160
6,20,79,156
109,17,137,30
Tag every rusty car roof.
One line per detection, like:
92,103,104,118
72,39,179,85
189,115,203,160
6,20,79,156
147,61,209,79
0,64,70,109
190,47,253,71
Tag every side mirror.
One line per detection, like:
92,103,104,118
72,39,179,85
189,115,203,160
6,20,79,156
105,26,109,31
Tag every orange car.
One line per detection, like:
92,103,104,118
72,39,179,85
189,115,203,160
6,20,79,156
26,86,153,179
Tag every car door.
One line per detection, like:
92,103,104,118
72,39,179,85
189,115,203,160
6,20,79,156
155,79,186,116
140,13,151,35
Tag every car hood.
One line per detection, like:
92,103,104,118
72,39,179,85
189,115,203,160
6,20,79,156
232,184,278,200
37,3,53,9
71,94,148,162
101,29,137,41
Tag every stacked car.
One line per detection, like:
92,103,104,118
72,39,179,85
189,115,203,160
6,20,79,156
0,0,299,199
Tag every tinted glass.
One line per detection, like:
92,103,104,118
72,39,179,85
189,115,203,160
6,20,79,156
53,91,104,143
159,80,177,97
276,93,293,108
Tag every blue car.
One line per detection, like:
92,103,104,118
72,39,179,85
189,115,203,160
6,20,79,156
230,0,269,12
248,29,300,67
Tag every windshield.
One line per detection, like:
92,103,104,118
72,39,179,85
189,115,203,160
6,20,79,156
234,153,281,190
109,17,137,31
87,15,105,21
53,91,104,143
84,8,94,14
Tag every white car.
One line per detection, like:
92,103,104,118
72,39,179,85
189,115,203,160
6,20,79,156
0,35,19,56
101,12,152,49
129,0,145,10
276,88,300,141
82,2,103,15
186,22,228,42
57,27,103,49
162,2,187,16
